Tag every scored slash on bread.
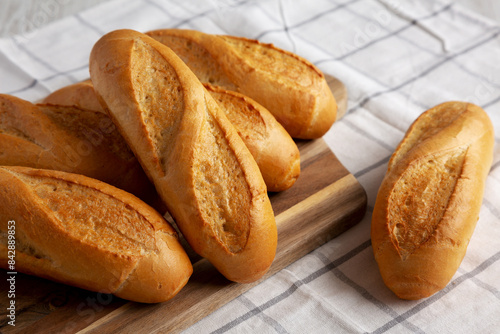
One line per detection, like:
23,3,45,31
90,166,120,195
90,29,278,283
0,166,192,303
0,94,163,211
146,28,337,139
204,83,300,192
371,102,494,300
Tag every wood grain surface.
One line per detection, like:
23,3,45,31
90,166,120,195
0,78,367,333
325,74,348,121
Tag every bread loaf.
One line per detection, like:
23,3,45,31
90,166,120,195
0,166,192,303
203,83,301,192
0,94,163,211
371,102,494,300
89,29,277,283
39,80,300,192
146,28,337,139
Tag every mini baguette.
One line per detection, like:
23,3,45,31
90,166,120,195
0,94,162,211
39,80,301,192
204,83,300,191
146,28,337,139
90,29,277,283
0,166,192,303
371,102,494,300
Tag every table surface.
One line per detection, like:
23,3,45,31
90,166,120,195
1,0,500,38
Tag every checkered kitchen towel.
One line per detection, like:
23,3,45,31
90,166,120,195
1,0,499,333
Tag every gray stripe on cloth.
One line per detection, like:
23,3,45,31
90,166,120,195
482,197,500,220
324,0,447,58
12,36,77,83
370,250,500,334
74,12,106,35
456,268,500,300
238,295,290,334
277,0,296,54
170,1,248,29
324,3,452,63
9,29,94,86
3,63,89,95
315,252,426,334
255,0,362,40
144,0,182,20
6,79,38,94
315,0,500,114
450,59,500,94
342,117,396,152
211,240,372,333
469,276,500,300
346,28,500,115
483,93,500,109
490,160,500,173
311,1,500,108
354,155,391,179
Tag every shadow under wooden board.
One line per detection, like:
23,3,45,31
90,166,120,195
0,75,366,334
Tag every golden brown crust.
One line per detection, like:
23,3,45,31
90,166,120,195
371,102,494,300
89,29,277,283
0,94,163,211
0,166,192,303
146,28,337,139
42,80,104,112
204,83,300,192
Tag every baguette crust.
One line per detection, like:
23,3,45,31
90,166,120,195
0,166,192,303
146,29,337,139
89,29,277,283
38,80,300,192
204,83,300,192
0,94,162,210
371,102,494,300
42,80,104,113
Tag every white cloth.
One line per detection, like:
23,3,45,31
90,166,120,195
1,0,499,333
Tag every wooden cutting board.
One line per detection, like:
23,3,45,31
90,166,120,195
0,76,367,334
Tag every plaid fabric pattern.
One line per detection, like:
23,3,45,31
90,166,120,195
1,0,499,333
